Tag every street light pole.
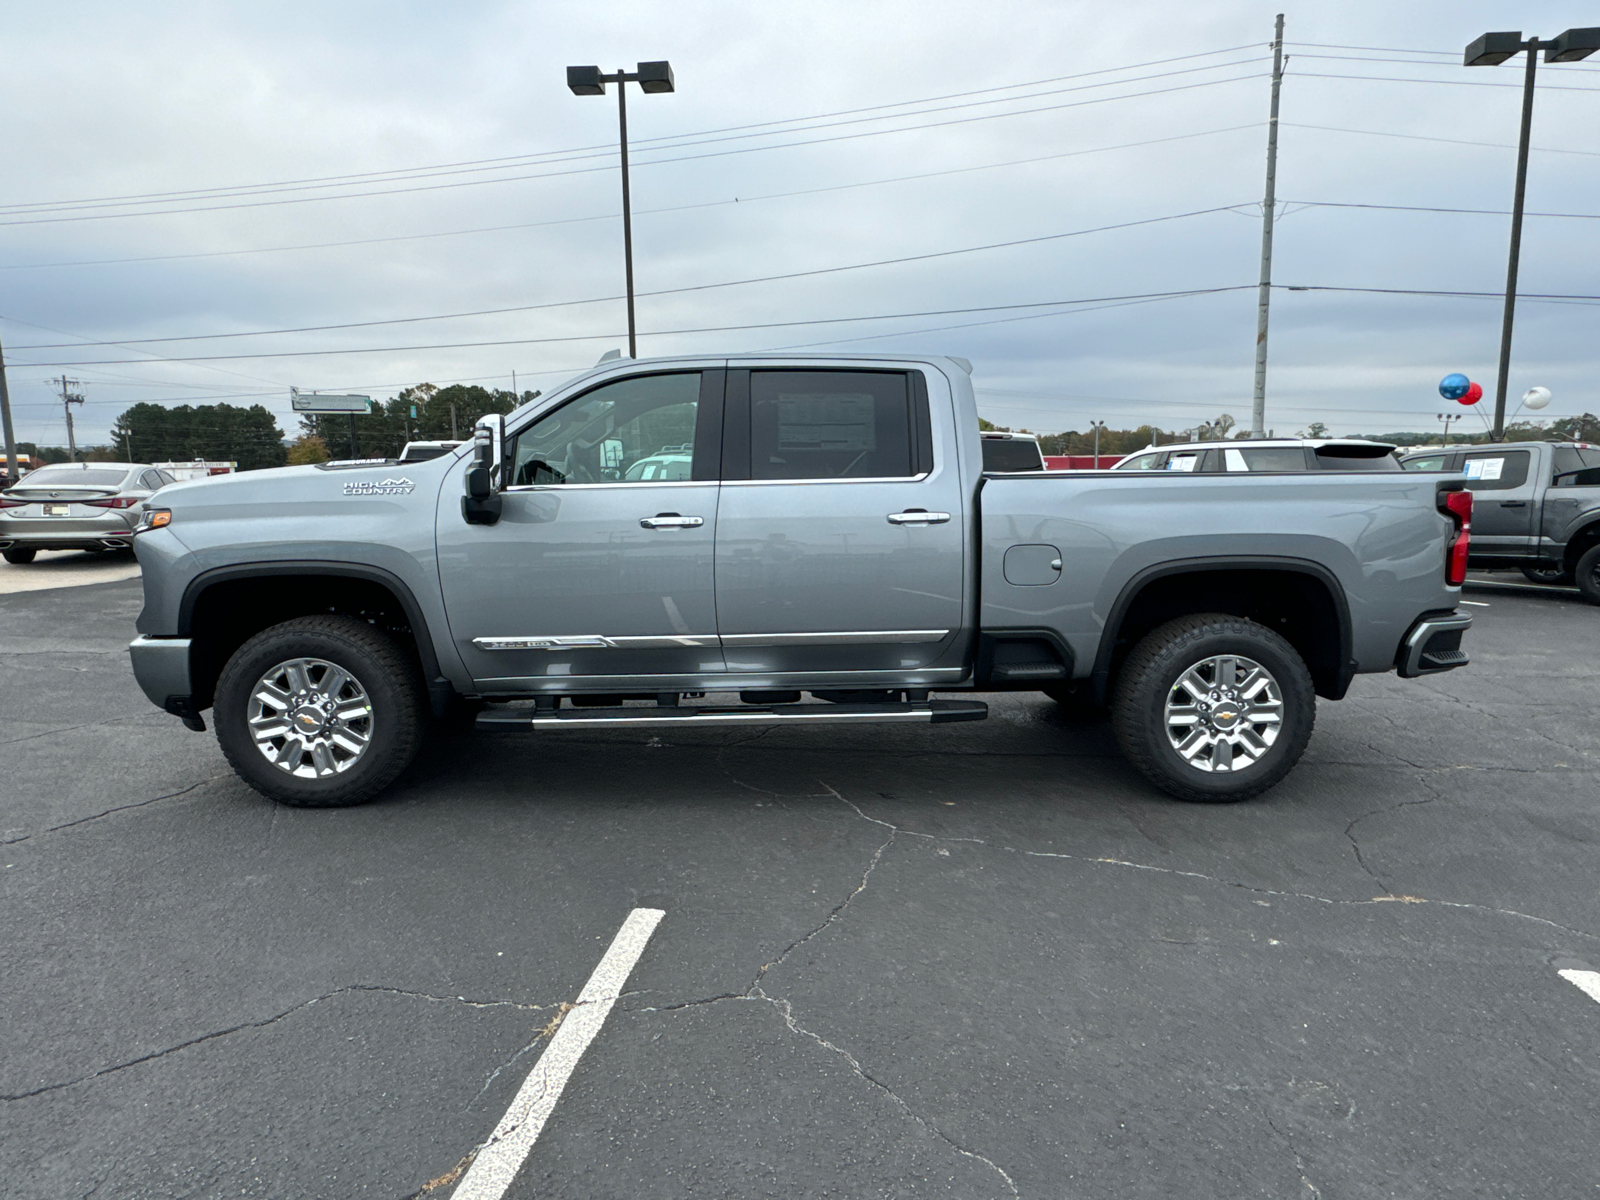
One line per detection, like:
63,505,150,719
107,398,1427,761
1090,419,1106,469
1465,27,1600,441
567,61,675,360
1437,412,1460,448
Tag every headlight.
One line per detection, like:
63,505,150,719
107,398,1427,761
134,508,172,533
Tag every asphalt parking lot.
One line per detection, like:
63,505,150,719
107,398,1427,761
2,567,1597,1199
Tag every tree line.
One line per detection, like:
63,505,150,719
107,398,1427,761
292,384,533,462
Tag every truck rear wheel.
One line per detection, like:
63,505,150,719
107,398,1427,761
214,615,424,807
1521,564,1574,586
1576,545,1600,606
1111,614,1315,803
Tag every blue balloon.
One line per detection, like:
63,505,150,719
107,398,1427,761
1439,373,1470,400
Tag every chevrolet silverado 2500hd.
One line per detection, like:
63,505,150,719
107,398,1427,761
127,355,1474,807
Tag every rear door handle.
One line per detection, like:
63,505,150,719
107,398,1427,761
888,510,952,525
1499,500,1527,507
640,514,704,529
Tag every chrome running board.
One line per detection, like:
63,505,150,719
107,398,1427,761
477,699,988,732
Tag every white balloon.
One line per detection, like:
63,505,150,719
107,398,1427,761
1522,386,1551,411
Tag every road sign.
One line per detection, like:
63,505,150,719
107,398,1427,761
291,387,372,414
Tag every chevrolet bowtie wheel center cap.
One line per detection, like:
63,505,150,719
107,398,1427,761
247,657,375,780
1163,654,1283,774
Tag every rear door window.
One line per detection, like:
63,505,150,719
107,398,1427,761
1117,451,1168,471
748,370,914,480
1460,450,1531,491
1165,450,1203,472
1402,454,1452,472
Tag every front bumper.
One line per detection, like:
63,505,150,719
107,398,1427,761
1396,611,1472,678
128,636,204,729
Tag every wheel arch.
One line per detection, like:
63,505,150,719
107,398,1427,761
1092,558,1355,703
1561,519,1600,572
179,562,445,712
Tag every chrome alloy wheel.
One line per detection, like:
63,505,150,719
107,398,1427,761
1163,654,1283,773
247,657,375,778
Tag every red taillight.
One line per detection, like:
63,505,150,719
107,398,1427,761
0,498,25,509
1440,488,1472,586
84,496,139,508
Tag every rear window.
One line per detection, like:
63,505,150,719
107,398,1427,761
19,467,131,487
1221,446,1307,472
1402,454,1451,472
981,439,1043,472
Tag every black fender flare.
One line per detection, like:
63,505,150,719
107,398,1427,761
178,560,444,682
1091,556,1356,701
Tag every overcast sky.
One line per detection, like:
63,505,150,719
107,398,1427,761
1,0,1596,449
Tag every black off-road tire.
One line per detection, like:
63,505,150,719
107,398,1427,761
1110,613,1316,803
1521,564,1574,586
214,615,425,807
1576,545,1600,606
3,547,37,564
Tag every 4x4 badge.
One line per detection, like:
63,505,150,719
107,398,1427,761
343,477,415,496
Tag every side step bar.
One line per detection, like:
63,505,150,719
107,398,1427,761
477,699,988,732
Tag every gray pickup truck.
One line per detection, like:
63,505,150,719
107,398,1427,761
127,354,1474,808
1400,440,1600,601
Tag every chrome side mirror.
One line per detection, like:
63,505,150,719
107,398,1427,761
463,413,505,525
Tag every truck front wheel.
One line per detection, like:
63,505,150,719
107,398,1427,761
214,615,425,807
1111,614,1315,803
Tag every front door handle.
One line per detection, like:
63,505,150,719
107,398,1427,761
1499,500,1527,507
888,510,952,525
640,513,704,529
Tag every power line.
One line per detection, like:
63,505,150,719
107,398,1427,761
1283,121,1600,158
0,71,1268,227
1293,70,1600,92
14,287,1255,368
1290,51,1600,74
0,124,1263,272
0,45,1265,217
1291,199,1600,219
8,205,1249,352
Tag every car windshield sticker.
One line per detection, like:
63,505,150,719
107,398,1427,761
1464,458,1504,481
343,477,416,496
1167,454,1200,472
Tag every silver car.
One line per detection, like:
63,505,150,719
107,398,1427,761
0,462,174,564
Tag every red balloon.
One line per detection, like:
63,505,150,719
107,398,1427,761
1459,381,1483,406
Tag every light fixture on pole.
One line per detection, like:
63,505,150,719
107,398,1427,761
1090,419,1107,469
567,61,675,360
1464,26,1599,442
1437,411,1462,448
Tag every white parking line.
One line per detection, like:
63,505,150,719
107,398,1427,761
452,907,665,1200
1559,968,1600,1006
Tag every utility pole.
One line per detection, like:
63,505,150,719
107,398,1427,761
1251,13,1286,440
1090,419,1106,469
54,377,85,461
0,330,18,485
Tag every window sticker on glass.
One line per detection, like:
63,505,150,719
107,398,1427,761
773,393,877,454
1464,457,1504,481
1166,453,1201,472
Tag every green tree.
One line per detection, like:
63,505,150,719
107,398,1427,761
112,403,287,470
299,384,526,459
286,434,330,465
1300,421,1331,439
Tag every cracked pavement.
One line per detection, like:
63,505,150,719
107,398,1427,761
3,576,1598,1198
